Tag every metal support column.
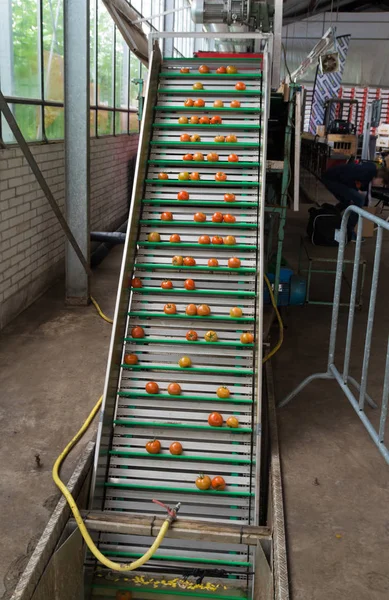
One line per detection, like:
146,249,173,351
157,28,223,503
272,0,283,88
163,0,175,58
64,0,90,305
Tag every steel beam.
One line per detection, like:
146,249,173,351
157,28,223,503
272,0,283,88
64,0,90,305
163,0,175,58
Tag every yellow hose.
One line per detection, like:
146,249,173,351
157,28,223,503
90,296,113,324
262,274,284,363
52,395,173,571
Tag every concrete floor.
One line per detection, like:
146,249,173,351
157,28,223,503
1,210,389,599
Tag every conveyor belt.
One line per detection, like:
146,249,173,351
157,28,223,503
89,48,268,600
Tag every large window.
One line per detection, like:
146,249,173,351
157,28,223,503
0,0,151,144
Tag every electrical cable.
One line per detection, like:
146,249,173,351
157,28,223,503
263,274,284,363
90,296,113,324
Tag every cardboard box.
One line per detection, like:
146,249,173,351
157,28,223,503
316,125,326,137
355,206,377,238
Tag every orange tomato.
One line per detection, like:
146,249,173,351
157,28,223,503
131,326,144,338
186,330,198,341
186,304,197,316
197,304,211,316
178,356,192,368
199,235,211,244
146,382,159,394
183,256,196,266
226,65,238,74
228,153,239,162
207,152,219,162
240,332,254,344
146,439,161,454
230,306,243,317
208,412,223,427
172,255,184,265
214,135,225,143
216,66,227,74
196,474,211,490
213,100,224,107
177,191,189,200
235,82,246,90
226,416,239,428
190,134,201,142
184,279,196,290
224,193,236,202
215,172,227,181
210,115,222,125
180,133,191,142
194,212,206,222
230,100,241,108
223,214,236,223
170,441,183,455
228,257,241,268
170,234,181,243
178,116,188,124
211,476,226,491
116,592,132,600
184,98,194,107
193,98,205,107
168,382,182,395
124,354,138,365
161,211,173,221
158,172,168,180
164,303,177,315
208,258,219,267
193,152,204,161
131,277,142,288
183,154,193,161
224,235,236,245
225,134,237,143
199,116,210,124
212,236,223,245
190,172,200,180
216,386,230,398
198,65,210,74
180,67,190,73
212,212,223,223
148,232,161,242
193,82,204,90
190,115,200,124
161,280,173,289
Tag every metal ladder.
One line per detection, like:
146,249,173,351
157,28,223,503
89,47,267,600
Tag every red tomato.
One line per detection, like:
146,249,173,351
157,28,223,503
161,211,173,221
180,67,190,74
225,135,237,143
172,255,184,266
148,232,161,242
224,235,236,245
167,382,182,395
190,115,200,124
230,306,243,317
208,258,219,267
186,330,198,341
190,172,200,180
212,212,223,223
184,279,196,290
177,191,189,201
199,235,211,244
204,330,218,342
116,592,132,600
228,154,239,162
226,416,239,428
212,236,223,245
196,474,211,490
199,116,210,125
208,412,223,427
224,193,236,202
215,172,227,182
194,212,206,222
124,354,138,365
161,280,173,289
223,214,236,223
183,154,193,161
211,476,226,491
180,133,191,142
197,304,211,316
207,152,219,162
164,303,177,315
158,172,168,180
240,332,254,344
146,439,161,454
228,257,241,268
216,386,230,398
193,98,205,107
216,66,227,74
198,65,210,74
131,326,145,338
170,234,181,243
131,277,142,288
230,100,241,108
235,82,246,90
145,381,159,394
210,116,222,125
183,256,196,266
184,98,194,107
170,442,183,455
178,356,192,368
186,304,197,316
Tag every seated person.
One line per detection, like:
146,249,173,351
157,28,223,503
322,162,389,240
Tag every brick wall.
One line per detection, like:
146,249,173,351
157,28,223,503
0,134,139,329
